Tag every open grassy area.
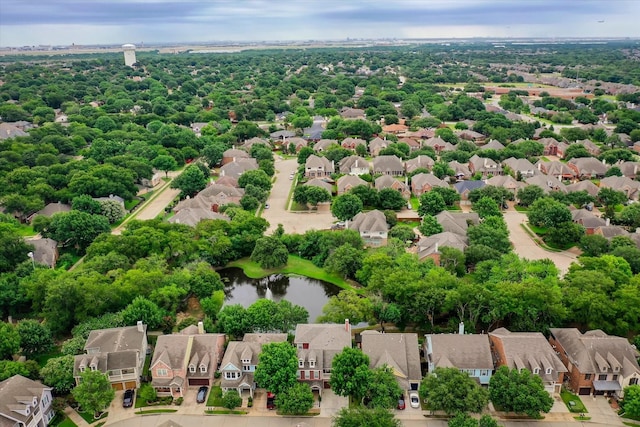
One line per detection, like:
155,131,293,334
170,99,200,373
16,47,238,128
560,389,587,413
16,224,36,237
228,256,355,291
136,409,177,414
205,410,248,415
142,355,151,377
514,205,529,212
51,416,78,427
206,386,223,407
409,196,420,210
34,347,63,367
78,411,108,424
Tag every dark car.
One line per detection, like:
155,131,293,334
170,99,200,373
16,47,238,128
122,389,134,408
196,386,208,403
397,394,406,410
266,392,276,410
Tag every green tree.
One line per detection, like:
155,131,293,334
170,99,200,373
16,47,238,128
578,234,610,257
254,342,298,395
40,355,75,394
365,365,403,409
318,289,373,325
473,196,501,219
388,224,416,244
372,301,401,332
331,348,372,403
0,360,40,381
332,407,401,427
121,297,164,330
597,188,627,219
276,382,314,415
0,224,33,273
202,142,225,167
331,194,364,221
251,236,289,269
72,370,115,417
467,216,511,253
418,192,446,217
545,221,584,247
138,383,157,403
200,290,225,320
418,214,443,237
489,366,553,418
238,169,271,192
377,188,406,211
621,385,640,419
222,389,243,410
217,305,250,339
432,186,461,207
324,244,363,279
516,185,545,207
171,164,208,197
448,413,480,427
99,200,126,224
419,367,489,415
16,320,53,357
0,322,20,359
152,155,178,177
618,204,640,228
43,211,111,251
72,195,102,215
527,198,571,229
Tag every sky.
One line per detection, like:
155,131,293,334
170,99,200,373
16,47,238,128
0,0,638,47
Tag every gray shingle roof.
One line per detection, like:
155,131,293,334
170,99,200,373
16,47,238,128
349,210,388,234
361,331,421,390
0,375,51,425
427,334,493,370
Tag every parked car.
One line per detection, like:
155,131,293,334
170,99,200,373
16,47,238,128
265,203,270,209
409,392,420,409
122,389,134,408
266,392,276,410
397,394,406,410
196,386,208,403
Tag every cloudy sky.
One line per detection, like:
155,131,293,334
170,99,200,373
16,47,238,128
1,0,638,47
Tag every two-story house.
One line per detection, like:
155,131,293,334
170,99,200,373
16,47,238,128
468,155,503,178
220,333,288,398
410,173,448,197
372,155,404,177
294,321,352,394
489,328,567,394
361,331,422,392
348,210,389,247
337,175,367,196
549,328,640,398
0,375,54,427
73,322,148,390
150,323,226,397
339,156,370,176
425,330,494,386
374,175,410,199
305,155,335,178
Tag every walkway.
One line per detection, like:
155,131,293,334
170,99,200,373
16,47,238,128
63,407,90,427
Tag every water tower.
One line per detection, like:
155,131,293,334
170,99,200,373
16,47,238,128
122,44,136,67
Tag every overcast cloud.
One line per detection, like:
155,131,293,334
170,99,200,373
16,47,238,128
0,0,637,46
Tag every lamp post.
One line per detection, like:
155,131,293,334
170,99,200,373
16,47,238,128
27,251,35,270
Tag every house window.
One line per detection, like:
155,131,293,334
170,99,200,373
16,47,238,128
200,365,207,373
243,365,251,371
224,372,238,380
309,371,314,380
309,360,316,368
90,365,97,371
614,366,620,372
80,366,85,372
480,370,489,376
189,365,196,373
302,343,309,349
546,368,553,375
598,374,607,381
298,359,304,368
612,375,619,381
631,378,638,385
533,368,540,375
157,369,168,376
585,374,591,380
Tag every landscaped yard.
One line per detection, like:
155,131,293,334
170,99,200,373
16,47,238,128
560,389,587,413
206,386,223,407
77,411,108,424
51,416,78,427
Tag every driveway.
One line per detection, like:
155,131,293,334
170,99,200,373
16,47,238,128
503,210,577,276
261,157,335,234
581,395,624,426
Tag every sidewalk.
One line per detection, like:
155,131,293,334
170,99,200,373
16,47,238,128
63,407,91,427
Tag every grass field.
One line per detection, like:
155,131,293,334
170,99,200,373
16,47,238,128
206,386,224,407
34,347,63,367
560,389,587,413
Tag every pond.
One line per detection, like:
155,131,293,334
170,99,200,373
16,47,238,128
219,267,341,322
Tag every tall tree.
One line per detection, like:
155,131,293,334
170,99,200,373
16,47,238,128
489,366,553,418
121,296,164,330
250,236,289,269
0,322,20,360
365,366,403,409
0,224,33,273
527,197,571,229
331,348,372,403
43,211,111,251
418,192,446,217
332,407,401,427
276,382,314,415
419,367,489,415
72,370,115,417
331,194,364,221
16,320,53,357
254,342,298,395
152,155,178,177
40,355,75,394
621,385,640,419
171,164,208,197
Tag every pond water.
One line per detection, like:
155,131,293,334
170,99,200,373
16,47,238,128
219,267,341,322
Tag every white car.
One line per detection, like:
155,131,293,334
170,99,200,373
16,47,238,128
409,392,420,409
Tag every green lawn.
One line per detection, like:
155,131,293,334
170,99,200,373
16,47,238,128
409,196,420,210
16,224,36,237
514,205,529,212
528,224,548,236
228,256,355,291
51,416,78,427
560,389,587,413
205,409,247,415
136,409,177,414
142,355,151,377
206,386,223,407
124,199,142,211
34,347,63,367
77,411,108,424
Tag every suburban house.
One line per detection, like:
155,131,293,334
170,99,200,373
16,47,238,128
73,322,148,390
215,176,239,188
0,122,28,140
25,238,58,268
405,155,435,174
368,137,389,156
28,202,71,223
525,175,567,194
93,194,126,209
304,179,333,194
435,211,480,236
373,155,404,176
502,157,537,179
423,137,455,153
594,225,632,241
219,158,258,179
411,173,448,197
339,107,365,120
456,130,485,143
454,180,485,202
536,160,576,181
374,175,410,199
305,155,335,178
294,321,352,392
270,130,296,144
150,323,226,397
549,328,640,398
599,176,640,201
425,331,494,385
221,148,249,165
313,139,338,152
339,156,370,175
575,139,601,156
633,141,640,154
398,137,421,152
382,123,408,134
190,122,209,137
417,232,468,264
480,139,505,151
220,333,288,398
348,210,389,247
565,180,600,198
241,137,269,151
448,161,472,181
571,209,607,234
617,161,640,179
485,175,524,196
489,328,567,394
287,137,309,152
169,208,229,227
468,155,503,178
568,157,609,179
0,375,55,427
360,331,422,392
173,184,244,213
341,137,367,151
538,137,568,158
337,175,367,196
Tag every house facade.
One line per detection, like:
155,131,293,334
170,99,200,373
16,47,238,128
293,321,352,393
425,331,494,385
549,328,640,398
348,210,389,247
305,155,335,178
73,322,148,390
0,375,54,427
150,323,226,397
220,333,288,398
373,155,404,176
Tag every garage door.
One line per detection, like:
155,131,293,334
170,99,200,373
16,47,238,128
125,381,137,390
112,383,124,391
578,387,591,395
188,378,210,386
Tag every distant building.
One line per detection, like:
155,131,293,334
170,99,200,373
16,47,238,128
122,44,136,67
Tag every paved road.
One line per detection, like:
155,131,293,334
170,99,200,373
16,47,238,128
503,210,577,275
261,157,335,234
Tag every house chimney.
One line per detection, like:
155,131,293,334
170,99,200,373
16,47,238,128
605,218,610,226
198,321,205,334
137,320,144,332
434,243,439,253
459,322,465,335
426,335,432,355
345,319,350,332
